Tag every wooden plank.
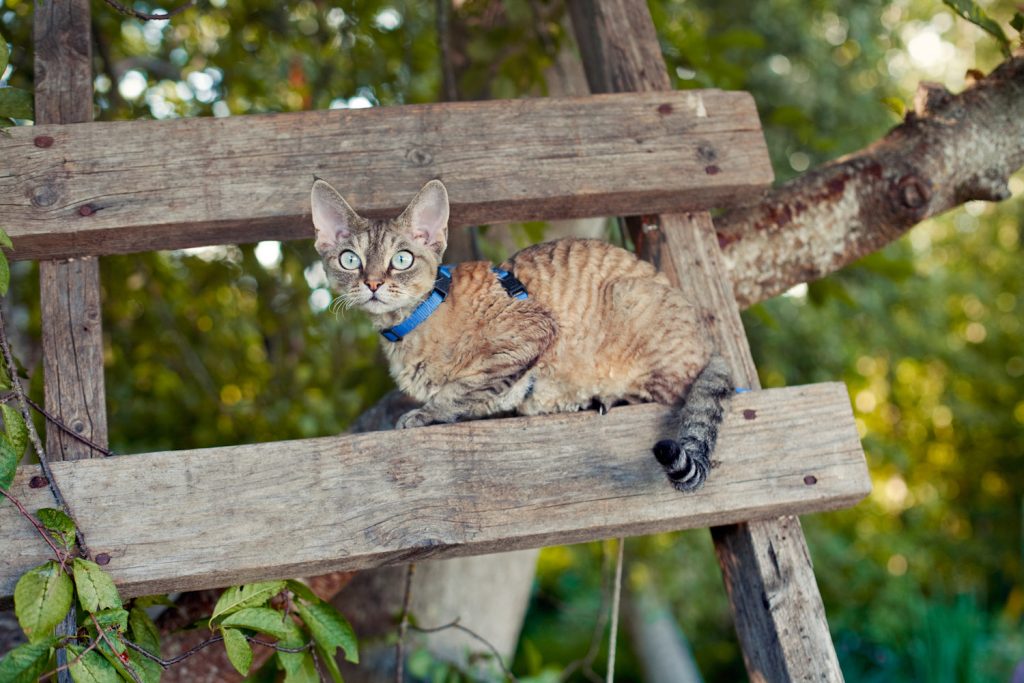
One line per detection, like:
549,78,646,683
0,91,771,260
34,2,104,677
567,2,849,680
0,383,869,600
40,257,108,460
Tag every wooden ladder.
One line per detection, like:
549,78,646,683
2,1,866,680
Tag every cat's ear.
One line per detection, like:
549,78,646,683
399,180,449,254
311,179,360,254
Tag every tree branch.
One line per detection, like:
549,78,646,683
718,50,1024,308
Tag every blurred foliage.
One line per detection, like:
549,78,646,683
2,0,1023,680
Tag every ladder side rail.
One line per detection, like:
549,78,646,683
567,1,845,679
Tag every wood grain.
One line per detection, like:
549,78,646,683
0,91,771,260
34,3,103,678
568,2,849,679
0,383,869,600
40,257,108,460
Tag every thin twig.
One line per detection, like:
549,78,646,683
101,0,194,21
560,544,614,683
410,619,520,682
124,633,313,669
0,487,67,563
395,562,416,683
38,636,102,681
25,395,116,457
606,538,625,683
0,308,91,558
90,613,144,683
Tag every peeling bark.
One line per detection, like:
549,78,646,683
718,51,1024,308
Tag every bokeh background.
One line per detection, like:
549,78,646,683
2,0,1022,680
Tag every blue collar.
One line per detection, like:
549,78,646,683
380,265,528,342
380,265,452,342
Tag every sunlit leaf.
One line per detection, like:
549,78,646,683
67,643,122,683
285,579,321,605
219,607,291,640
13,561,73,642
0,638,55,683
35,507,76,552
223,627,253,675
880,96,905,119
210,581,286,625
273,616,308,675
73,558,123,613
0,228,12,249
0,251,9,296
295,601,358,664
280,651,318,683
0,87,32,120
942,0,1011,56
0,437,16,492
0,30,10,76
1,403,27,456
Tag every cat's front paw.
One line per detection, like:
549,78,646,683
396,408,435,429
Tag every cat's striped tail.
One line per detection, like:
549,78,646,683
652,354,734,492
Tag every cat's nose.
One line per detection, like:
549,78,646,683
364,279,384,292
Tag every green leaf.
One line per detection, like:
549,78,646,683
0,437,16,492
93,607,129,635
67,643,122,683
281,651,318,683
285,579,321,605
133,594,174,609
316,643,345,683
0,638,55,683
942,0,1011,56
14,560,73,642
0,30,10,76
0,87,33,120
0,227,12,249
295,602,358,664
223,627,253,675
1011,12,1024,34
35,507,76,552
73,558,123,613
210,581,286,625
1,403,27,456
880,96,905,119
273,617,307,675
127,606,162,683
219,607,291,640
0,251,8,298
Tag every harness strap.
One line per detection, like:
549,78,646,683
380,264,528,342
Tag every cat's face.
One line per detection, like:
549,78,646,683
311,179,449,316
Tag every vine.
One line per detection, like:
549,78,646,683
0,228,359,681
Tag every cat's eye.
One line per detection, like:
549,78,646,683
391,250,414,270
339,250,361,270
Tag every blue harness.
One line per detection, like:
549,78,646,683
380,265,528,342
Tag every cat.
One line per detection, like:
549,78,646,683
311,178,733,491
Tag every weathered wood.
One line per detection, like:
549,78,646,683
1,383,869,600
568,2,848,679
0,91,771,260
39,257,108,460
34,3,103,678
